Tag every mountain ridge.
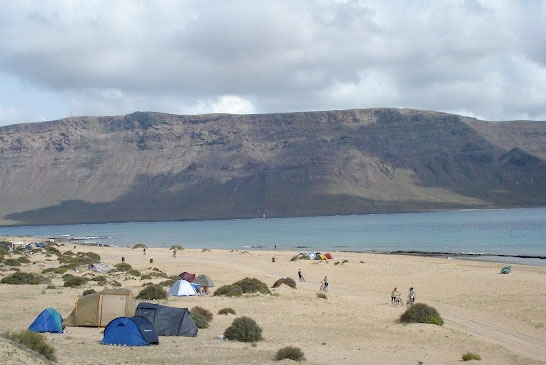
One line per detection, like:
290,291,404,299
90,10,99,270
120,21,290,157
1,108,545,226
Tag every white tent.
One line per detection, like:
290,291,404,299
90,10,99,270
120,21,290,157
168,280,197,296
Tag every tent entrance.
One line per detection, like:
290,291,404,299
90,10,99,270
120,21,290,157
100,295,127,326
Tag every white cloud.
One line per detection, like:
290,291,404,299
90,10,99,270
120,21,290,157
0,0,545,125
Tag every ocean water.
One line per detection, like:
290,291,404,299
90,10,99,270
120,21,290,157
1,208,545,262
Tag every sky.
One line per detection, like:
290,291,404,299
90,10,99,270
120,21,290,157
0,0,545,126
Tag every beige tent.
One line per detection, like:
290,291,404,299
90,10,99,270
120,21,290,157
64,288,137,327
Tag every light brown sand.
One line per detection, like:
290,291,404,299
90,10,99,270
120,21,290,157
1,238,545,364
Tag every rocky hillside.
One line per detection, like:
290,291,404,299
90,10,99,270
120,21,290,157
0,108,545,226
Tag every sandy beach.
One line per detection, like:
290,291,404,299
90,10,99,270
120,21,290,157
1,237,545,364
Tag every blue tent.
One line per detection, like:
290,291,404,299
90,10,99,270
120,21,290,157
28,308,63,333
102,316,158,346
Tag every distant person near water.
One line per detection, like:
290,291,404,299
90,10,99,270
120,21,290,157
298,269,305,282
172,249,176,258
143,248,146,256
320,276,328,292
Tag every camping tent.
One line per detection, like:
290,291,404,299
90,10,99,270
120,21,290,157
135,302,198,337
102,316,158,346
88,262,111,273
168,280,197,296
325,253,334,259
64,288,137,327
28,308,63,333
194,274,214,287
179,272,195,282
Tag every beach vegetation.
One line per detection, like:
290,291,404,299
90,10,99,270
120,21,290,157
110,280,122,287
272,277,296,288
63,274,88,287
317,293,327,299
111,262,132,272
140,270,168,280
342,259,349,264
132,243,147,249
128,269,141,277
224,316,263,342
169,245,184,251
219,307,236,315
400,303,444,326
191,311,209,329
136,284,167,300
3,256,30,266
46,285,56,289
45,245,61,256
214,277,271,297
1,271,45,285
158,277,178,286
91,275,107,285
82,289,96,296
58,251,100,267
191,306,213,322
334,261,340,265
274,346,305,362
462,352,481,361
202,248,211,252
2,330,56,362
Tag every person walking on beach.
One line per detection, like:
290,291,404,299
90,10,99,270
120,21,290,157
172,249,177,258
320,276,328,292
143,248,146,256
391,287,400,304
408,287,415,304
298,269,305,282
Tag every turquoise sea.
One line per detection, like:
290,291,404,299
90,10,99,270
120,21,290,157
1,208,545,265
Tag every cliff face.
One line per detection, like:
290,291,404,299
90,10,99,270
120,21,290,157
0,108,545,225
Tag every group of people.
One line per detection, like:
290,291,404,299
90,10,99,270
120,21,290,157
391,286,415,305
297,269,329,292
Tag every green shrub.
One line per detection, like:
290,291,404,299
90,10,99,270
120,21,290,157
91,275,107,285
202,248,211,252
111,262,132,272
58,251,100,266
3,258,21,266
45,245,61,256
128,269,141,277
140,270,168,280
158,278,177,287
334,261,340,265
136,284,167,300
274,346,305,362
1,272,45,285
82,289,96,296
317,293,327,299
400,303,444,326
462,352,481,361
42,266,69,274
224,316,263,342
63,275,88,287
191,311,209,329
290,253,310,261
214,277,271,297
219,307,236,315
63,250,75,256
169,245,184,251
191,306,213,322
110,280,122,287
2,330,56,361
132,243,148,249
272,277,296,288
142,282,154,286
342,259,349,264
46,285,56,289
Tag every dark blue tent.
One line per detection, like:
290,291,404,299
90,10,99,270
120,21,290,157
101,316,158,346
28,308,63,333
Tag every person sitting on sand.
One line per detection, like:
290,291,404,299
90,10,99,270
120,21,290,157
391,287,400,304
408,287,415,304
320,276,328,292
202,286,209,295
298,269,305,282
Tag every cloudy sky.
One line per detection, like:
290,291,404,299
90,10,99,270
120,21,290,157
0,0,545,126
